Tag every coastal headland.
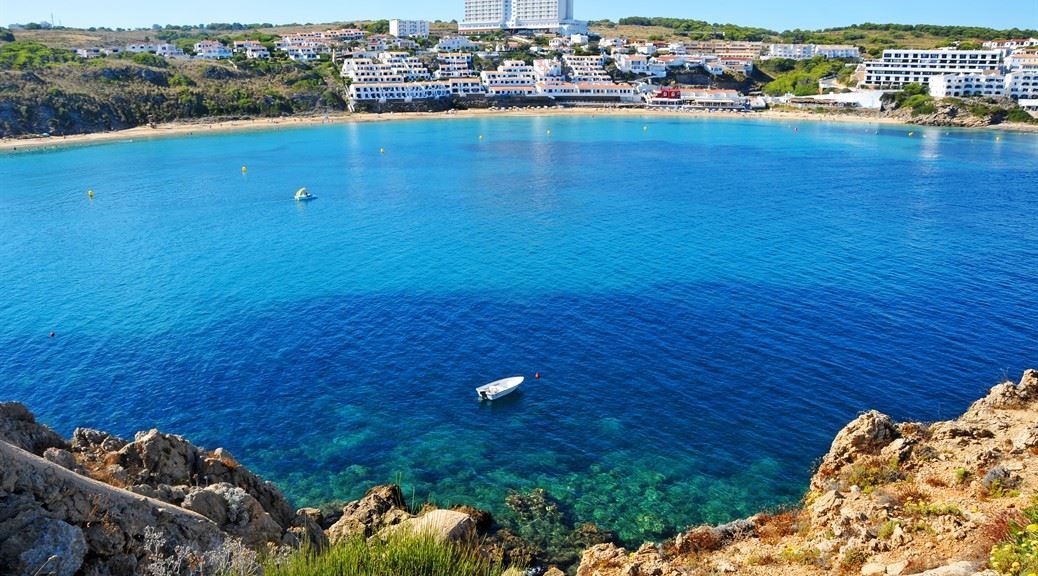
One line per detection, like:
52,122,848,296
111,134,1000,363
2,107,1036,153
2,370,1036,575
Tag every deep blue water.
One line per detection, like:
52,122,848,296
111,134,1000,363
1,116,1036,543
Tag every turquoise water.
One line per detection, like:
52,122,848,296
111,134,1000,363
1,116,1036,543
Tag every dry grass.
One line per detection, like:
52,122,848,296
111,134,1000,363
755,511,803,544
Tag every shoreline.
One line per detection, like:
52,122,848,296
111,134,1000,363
2,107,1034,152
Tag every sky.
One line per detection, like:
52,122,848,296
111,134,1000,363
2,0,1036,31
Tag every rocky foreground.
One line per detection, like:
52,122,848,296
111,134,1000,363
2,370,1036,576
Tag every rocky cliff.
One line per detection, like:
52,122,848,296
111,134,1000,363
2,370,1036,576
576,369,1038,576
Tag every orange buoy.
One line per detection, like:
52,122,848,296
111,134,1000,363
534,372,541,379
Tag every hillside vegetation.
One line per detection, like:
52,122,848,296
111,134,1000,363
0,40,345,136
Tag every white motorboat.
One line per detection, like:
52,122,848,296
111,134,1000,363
295,187,316,201
476,376,523,401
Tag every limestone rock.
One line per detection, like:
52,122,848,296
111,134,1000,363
969,370,1038,411
70,428,127,454
182,483,283,548
326,484,410,544
1012,425,1038,450
383,509,475,543
43,447,80,472
576,543,628,576
544,567,566,576
289,509,329,552
0,493,87,576
0,402,68,456
908,560,981,576
813,411,899,488
0,439,223,575
862,563,886,576
106,428,296,531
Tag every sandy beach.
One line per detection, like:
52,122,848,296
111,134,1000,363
1,107,1032,152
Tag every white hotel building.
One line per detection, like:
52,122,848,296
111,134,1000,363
929,70,1038,100
460,0,586,34
389,19,430,38
862,49,1003,88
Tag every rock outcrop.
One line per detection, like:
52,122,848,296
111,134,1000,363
0,402,68,455
0,439,224,576
572,370,1038,576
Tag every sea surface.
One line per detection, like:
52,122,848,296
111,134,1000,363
1,116,1036,543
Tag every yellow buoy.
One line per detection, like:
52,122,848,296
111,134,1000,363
546,129,552,135
380,147,385,154
908,131,914,137
643,125,648,131
241,166,247,174
479,134,484,140
996,136,1001,142
87,190,94,199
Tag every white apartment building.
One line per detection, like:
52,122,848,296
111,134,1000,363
379,52,432,81
563,54,610,82
436,36,477,51
533,58,563,78
814,45,860,59
245,46,270,60
929,70,1038,100
1007,52,1038,71
616,53,648,74
765,44,860,60
390,19,430,38
598,37,625,53
155,43,185,58
460,0,586,34
480,59,536,87
862,49,1004,88
349,81,451,101
449,77,485,95
1006,69,1038,99
436,53,476,78
342,59,405,83
126,43,157,53
929,72,1008,98
193,41,232,59
983,38,1038,50
765,44,814,60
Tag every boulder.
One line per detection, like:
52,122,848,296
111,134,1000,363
43,448,80,472
110,428,296,530
813,411,899,489
0,402,68,456
70,428,127,454
0,439,223,575
576,543,629,576
383,509,475,543
289,509,329,552
1012,425,1038,450
969,370,1038,411
182,483,283,548
908,560,981,576
0,493,86,576
326,484,410,544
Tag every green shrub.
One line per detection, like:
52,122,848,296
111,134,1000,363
780,546,823,566
0,41,77,69
988,494,1038,576
843,457,903,493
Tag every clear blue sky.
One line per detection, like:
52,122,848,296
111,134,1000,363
3,0,1036,31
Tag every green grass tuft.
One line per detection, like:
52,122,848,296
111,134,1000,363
262,532,509,576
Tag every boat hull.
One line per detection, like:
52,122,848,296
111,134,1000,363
476,376,523,401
